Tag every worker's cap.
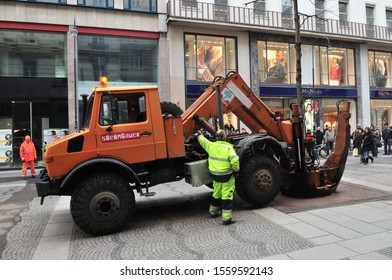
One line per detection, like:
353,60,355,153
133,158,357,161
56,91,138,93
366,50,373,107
25,135,31,141
216,129,227,141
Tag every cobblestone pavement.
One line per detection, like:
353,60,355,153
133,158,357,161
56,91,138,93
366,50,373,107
0,154,391,260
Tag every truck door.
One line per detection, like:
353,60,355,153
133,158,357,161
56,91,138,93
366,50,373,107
95,92,156,163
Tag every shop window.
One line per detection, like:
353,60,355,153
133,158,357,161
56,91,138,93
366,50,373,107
327,47,354,87
259,41,355,87
371,100,391,129
262,98,291,120
304,99,320,132
262,42,289,84
369,51,391,88
185,34,236,82
0,30,66,78
78,35,158,88
123,0,157,12
320,98,357,133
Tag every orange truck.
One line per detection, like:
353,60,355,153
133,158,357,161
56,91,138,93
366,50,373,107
36,72,351,235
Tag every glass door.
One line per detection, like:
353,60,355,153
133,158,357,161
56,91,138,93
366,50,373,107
12,102,31,163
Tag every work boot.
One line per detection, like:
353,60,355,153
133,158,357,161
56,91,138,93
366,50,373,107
222,218,236,225
209,205,220,218
209,211,220,218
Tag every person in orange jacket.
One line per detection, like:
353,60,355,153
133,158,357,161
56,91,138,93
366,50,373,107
19,135,37,178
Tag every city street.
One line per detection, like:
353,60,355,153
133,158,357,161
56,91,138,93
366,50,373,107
0,154,391,260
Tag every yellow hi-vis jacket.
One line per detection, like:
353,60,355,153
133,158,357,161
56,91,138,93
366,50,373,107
197,135,240,176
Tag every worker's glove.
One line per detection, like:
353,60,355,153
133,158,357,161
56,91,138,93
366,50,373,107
233,171,240,178
193,130,202,139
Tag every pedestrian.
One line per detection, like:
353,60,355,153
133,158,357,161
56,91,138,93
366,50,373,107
323,124,329,135
195,129,240,225
356,128,365,163
372,125,380,158
382,123,391,155
361,127,374,165
224,119,235,133
315,126,324,145
305,129,315,160
19,135,37,178
324,126,335,155
352,124,362,149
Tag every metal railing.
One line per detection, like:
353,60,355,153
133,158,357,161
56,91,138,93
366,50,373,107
167,0,392,42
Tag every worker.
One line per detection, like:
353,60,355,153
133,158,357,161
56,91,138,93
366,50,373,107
195,129,240,225
19,135,37,179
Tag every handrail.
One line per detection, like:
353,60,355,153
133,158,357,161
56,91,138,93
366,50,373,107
167,0,392,43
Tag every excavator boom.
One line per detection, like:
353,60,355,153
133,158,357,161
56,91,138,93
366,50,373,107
182,73,293,144
182,72,351,196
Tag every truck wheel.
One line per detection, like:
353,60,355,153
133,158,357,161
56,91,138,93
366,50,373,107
70,173,135,235
161,102,183,117
236,156,281,208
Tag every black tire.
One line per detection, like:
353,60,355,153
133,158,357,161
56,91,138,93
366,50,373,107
70,173,135,235
236,156,281,208
160,102,183,117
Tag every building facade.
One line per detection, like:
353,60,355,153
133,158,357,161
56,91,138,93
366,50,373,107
0,0,391,165
167,0,392,134
0,0,164,164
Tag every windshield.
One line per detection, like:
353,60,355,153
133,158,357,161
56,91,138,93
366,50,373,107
83,93,94,129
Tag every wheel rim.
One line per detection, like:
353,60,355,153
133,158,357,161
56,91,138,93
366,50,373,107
89,191,120,220
253,169,273,192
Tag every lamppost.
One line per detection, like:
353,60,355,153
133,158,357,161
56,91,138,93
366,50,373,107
70,20,79,132
311,35,332,132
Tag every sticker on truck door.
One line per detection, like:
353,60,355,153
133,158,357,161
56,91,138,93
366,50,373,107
101,131,141,142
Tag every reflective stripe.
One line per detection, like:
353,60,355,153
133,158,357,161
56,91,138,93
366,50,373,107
229,155,238,161
208,156,229,162
210,170,233,176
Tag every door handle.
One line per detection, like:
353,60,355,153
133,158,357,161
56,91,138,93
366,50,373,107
140,131,152,136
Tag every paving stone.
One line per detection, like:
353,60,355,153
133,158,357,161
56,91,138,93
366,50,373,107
286,243,358,260
338,232,392,254
310,234,343,245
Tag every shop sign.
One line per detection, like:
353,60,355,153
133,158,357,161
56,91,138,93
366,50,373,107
370,90,392,98
259,86,358,98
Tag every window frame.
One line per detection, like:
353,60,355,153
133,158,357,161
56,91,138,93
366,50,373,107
366,5,375,26
77,0,114,8
254,0,266,16
184,34,237,83
339,2,348,22
123,0,158,12
387,9,392,29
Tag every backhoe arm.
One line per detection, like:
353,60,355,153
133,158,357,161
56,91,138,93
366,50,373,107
182,72,292,144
